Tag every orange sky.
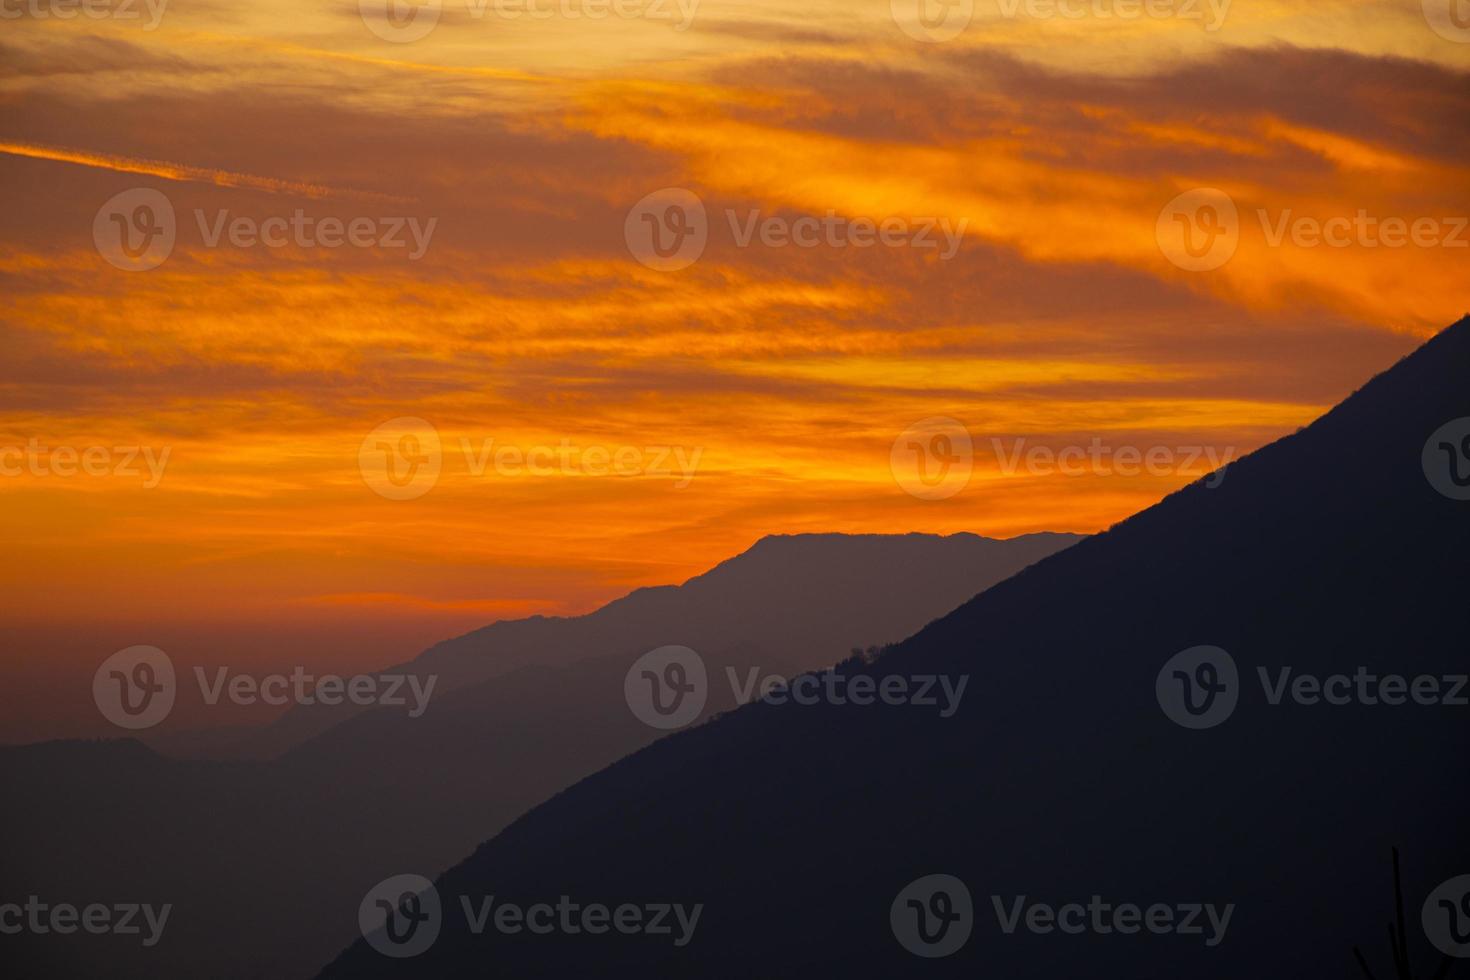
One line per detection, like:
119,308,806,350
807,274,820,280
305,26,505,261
1,0,1467,740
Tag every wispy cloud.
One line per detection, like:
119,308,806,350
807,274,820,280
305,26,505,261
0,140,414,204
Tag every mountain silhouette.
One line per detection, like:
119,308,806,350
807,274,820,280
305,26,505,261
151,531,1079,760
317,316,1470,978
0,531,1077,979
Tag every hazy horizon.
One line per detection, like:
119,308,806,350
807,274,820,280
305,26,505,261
2,2,1467,737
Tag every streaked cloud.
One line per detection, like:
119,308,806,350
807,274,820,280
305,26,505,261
0,0,1463,737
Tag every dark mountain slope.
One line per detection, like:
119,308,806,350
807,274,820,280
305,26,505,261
0,531,1077,979
320,316,1470,978
185,531,1078,758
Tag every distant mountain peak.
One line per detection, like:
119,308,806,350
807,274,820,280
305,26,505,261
315,316,1470,980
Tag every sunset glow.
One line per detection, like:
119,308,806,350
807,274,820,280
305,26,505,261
2,0,1467,740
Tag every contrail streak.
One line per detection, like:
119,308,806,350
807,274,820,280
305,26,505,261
0,141,414,204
